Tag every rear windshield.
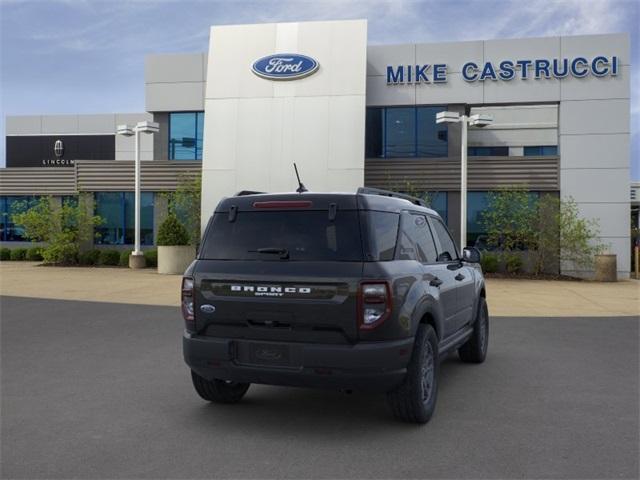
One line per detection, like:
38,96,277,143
200,211,363,261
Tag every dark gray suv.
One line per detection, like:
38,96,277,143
182,188,488,423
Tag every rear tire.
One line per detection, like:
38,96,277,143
386,324,439,424
458,297,489,363
191,371,250,404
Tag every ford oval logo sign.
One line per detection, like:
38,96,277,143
252,54,319,81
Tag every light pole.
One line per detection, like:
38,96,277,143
436,111,493,249
116,121,159,268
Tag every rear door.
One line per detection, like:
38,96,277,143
396,212,459,334
193,207,364,344
398,212,459,337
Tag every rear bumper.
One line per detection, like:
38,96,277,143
183,333,414,392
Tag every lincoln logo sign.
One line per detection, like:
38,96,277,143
252,54,319,80
54,139,64,158
386,55,620,84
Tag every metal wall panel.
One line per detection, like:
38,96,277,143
0,168,76,195
0,161,201,195
364,156,559,191
75,161,202,192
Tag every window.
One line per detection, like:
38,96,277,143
398,213,438,263
468,146,509,156
0,196,38,241
200,211,363,261
417,107,448,157
364,211,399,261
365,108,384,158
169,112,204,160
430,217,458,262
467,192,490,247
524,146,558,156
365,106,448,158
386,107,415,157
94,192,154,245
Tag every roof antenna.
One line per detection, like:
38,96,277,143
293,163,308,193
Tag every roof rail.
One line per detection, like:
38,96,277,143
235,190,266,196
356,187,427,207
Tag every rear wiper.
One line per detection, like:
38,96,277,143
249,247,290,260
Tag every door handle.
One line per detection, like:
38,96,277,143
455,273,465,281
429,277,443,287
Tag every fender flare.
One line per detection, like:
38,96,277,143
410,297,445,341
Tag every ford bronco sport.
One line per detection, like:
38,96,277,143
182,188,488,423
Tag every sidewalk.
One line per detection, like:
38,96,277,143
0,262,638,317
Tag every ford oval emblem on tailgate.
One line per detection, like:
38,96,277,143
200,304,216,314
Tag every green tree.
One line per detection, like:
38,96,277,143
480,187,536,251
555,197,605,270
157,214,190,246
165,173,201,246
389,179,443,211
11,197,103,265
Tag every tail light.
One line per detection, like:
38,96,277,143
181,277,195,331
358,282,392,330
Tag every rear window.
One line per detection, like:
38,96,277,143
200,211,363,261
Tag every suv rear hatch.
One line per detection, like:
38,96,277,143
193,195,364,344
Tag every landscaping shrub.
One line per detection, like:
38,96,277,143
98,249,120,266
505,253,523,274
144,249,158,268
119,250,130,267
10,248,28,261
165,173,201,246
157,214,190,246
79,249,101,266
0,248,10,261
480,252,500,273
11,195,102,265
44,243,79,265
26,247,43,261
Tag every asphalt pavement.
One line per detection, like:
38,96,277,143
1,296,638,479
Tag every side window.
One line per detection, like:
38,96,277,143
397,213,438,263
430,217,458,262
365,211,400,261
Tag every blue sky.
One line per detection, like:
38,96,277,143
1,0,638,178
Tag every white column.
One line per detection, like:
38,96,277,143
134,128,141,255
460,116,468,249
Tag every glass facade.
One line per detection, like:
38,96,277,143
467,192,491,247
94,192,154,245
0,196,38,241
524,146,558,156
427,192,448,223
365,106,448,158
169,112,204,160
468,146,509,156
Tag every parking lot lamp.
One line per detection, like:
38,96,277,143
436,111,493,249
116,121,159,268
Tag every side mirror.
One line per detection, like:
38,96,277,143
462,247,481,263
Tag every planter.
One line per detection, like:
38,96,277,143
157,245,195,275
594,254,617,282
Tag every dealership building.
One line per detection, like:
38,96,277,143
0,20,632,277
